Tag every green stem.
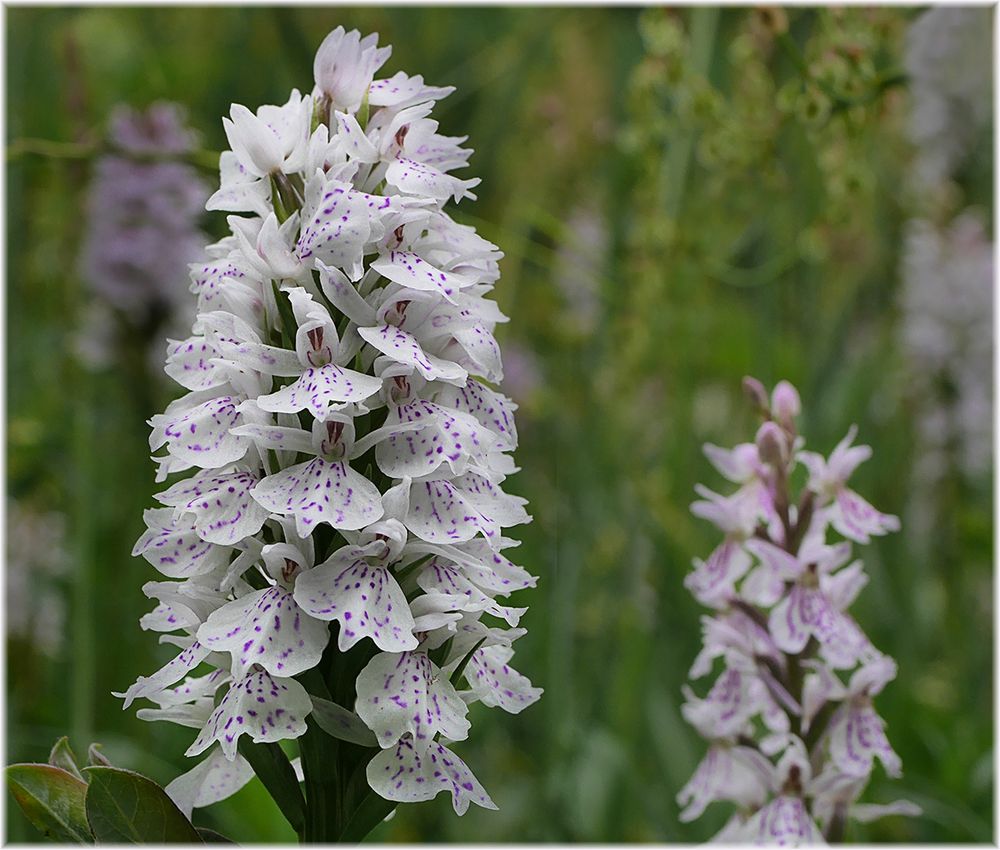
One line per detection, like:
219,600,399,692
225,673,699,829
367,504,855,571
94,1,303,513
237,739,306,838
7,137,94,159
825,802,848,842
297,668,346,843
299,719,342,842
6,137,220,170
449,637,486,686
659,6,719,220
271,281,298,346
70,369,95,747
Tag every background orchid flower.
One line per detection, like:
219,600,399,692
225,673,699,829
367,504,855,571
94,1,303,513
677,378,919,844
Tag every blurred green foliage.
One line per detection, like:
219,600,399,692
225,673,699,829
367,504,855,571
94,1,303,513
5,5,992,843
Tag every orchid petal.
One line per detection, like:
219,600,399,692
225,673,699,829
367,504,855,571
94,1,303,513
257,365,383,419
358,324,467,384
293,557,417,652
355,651,469,751
165,748,255,819
155,469,269,546
252,458,383,536
150,394,250,468
197,586,328,678
133,509,231,578
462,644,542,713
186,669,312,760
402,479,498,545
366,738,496,815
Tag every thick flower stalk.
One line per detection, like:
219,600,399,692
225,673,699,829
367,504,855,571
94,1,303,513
118,27,540,839
677,378,919,844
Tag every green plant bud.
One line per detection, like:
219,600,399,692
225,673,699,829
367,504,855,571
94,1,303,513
813,53,851,91
796,86,832,127
776,80,801,114
639,11,685,60
727,33,757,67
690,83,723,124
797,226,829,264
696,129,726,168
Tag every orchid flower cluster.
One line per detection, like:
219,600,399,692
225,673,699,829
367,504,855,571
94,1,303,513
118,26,540,830
80,103,208,330
76,103,209,373
677,378,919,844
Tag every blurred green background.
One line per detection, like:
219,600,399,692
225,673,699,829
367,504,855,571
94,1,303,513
5,5,993,843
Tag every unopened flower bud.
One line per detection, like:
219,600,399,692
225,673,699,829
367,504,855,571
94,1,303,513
756,420,787,467
742,375,770,414
772,380,801,429
313,26,391,114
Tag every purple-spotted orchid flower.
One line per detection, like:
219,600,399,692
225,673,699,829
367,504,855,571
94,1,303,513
799,427,902,545
677,378,917,844
120,26,539,830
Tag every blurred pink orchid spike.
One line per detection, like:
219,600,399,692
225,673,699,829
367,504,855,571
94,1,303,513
678,377,919,844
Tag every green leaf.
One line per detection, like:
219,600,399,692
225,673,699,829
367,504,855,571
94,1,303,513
48,737,85,782
196,827,237,844
271,280,298,348
236,739,305,837
339,792,396,842
338,764,396,843
309,696,378,747
7,763,93,843
449,637,486,686
393,553,432,588
427,636,453,668
82,766,203,844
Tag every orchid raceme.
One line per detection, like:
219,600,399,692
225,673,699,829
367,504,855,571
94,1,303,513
677,378,919,844
118,26,540,840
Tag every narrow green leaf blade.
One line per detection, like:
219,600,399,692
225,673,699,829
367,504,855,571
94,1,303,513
337,758,396,842
7,763,93,843
236,739,305,837
196,827,238,844
309,696,378,747
338,789,396,842
449,637,486,686
48,737,85,782
82,766,202,844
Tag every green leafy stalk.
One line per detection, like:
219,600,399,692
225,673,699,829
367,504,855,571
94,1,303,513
449,637,487,687
237,739,306,838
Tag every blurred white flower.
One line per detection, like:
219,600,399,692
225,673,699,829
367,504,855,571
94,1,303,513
6,499,70,658
554,204,607,333
905,7,992,188
900,213,993,486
